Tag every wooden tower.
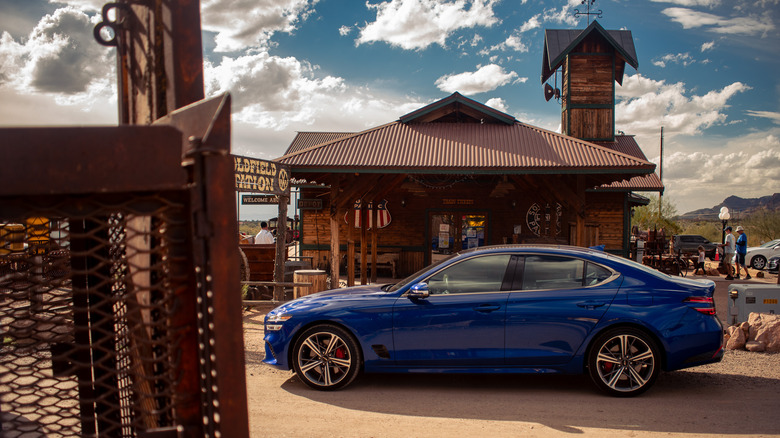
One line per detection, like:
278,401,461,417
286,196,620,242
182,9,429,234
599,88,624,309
541,20,638,142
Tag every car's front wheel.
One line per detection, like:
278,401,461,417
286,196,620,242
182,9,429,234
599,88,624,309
292,324,361,391
751,255,767,270
587,328,660,397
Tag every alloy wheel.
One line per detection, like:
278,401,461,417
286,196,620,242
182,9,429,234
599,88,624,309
293,325,360,390
590,331,657,396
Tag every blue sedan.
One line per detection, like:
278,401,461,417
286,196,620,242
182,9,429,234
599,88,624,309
263,245,723,396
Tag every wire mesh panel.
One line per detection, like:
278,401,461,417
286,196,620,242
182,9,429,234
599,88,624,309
0,192,202,437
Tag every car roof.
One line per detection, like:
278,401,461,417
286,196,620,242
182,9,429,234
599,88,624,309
458,244,611,259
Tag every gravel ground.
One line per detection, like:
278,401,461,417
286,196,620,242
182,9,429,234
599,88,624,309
242,310,780,438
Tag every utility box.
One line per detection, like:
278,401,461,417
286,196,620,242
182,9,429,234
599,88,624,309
727,284,780,325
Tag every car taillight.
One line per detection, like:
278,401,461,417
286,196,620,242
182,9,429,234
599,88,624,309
684,296,716,315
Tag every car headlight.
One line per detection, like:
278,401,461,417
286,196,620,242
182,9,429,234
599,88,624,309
265,314,292,331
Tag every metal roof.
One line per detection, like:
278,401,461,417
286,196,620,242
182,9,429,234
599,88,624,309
542,20,638,84
277,121,655,174
286,132,354,155
400,92,516,125
594,136,664,192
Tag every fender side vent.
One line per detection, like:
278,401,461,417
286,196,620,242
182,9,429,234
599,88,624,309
371,344,391,359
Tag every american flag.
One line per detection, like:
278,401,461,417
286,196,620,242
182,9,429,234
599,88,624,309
345,199,392,229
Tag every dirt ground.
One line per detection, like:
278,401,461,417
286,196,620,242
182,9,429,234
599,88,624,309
242,270,780,438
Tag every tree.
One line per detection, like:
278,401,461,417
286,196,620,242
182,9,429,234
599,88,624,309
631,194,682,235
743,209,780,244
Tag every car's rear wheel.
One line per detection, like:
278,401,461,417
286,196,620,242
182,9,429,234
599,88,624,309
587,328,660,397
751,255,767,270
292,324,361,391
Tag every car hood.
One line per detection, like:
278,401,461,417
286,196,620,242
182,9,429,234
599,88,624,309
269,284,392,315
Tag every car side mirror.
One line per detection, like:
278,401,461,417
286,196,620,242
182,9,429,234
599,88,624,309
408,282,429,299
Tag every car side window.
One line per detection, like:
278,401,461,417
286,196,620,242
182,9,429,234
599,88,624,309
521,255,587,290
427,254,512,295
585,262,612,286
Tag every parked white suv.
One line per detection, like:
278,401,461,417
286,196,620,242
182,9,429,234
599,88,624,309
746,239,780,270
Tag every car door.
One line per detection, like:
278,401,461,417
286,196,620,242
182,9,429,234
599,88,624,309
505,254,620,365
392,253,514,366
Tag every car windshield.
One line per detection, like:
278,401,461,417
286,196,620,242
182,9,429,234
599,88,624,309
387,252,459,292
758,239,780,248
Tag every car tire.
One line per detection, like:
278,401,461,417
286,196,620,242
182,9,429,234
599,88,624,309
587,327,660,397
750,255,767,270
292,324,362,391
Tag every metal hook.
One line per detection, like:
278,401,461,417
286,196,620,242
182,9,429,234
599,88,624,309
93,3,129,47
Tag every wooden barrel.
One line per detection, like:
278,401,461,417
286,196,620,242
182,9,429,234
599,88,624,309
294,269,327,298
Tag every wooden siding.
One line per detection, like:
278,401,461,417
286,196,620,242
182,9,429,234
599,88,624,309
568,108,613,140
561,32,616,141
584,192,626,250
298,177,630,276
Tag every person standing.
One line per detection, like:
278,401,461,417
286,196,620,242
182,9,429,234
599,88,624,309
720,226,736,280
254,221,274,244
694,245,706,275
734,226,751,279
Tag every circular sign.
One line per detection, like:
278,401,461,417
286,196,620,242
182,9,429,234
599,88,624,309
278,168,289,192
526,203,541,236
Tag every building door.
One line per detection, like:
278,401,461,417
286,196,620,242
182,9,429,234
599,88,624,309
430,212,487,263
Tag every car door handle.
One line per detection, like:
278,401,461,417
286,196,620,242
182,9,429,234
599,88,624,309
577,301,606,310
474,304,501,313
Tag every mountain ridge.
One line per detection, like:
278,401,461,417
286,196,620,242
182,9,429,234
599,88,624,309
678,193,780,220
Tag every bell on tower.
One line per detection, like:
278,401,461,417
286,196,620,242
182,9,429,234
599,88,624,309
541,18,638,142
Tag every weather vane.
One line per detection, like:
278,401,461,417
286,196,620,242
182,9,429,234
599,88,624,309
574,0,603,25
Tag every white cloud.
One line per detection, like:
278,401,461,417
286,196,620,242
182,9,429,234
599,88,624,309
339,25,352,36
0,7,116,125
659,131,780,212
652,52,694,68
357,0,500,50
615,74,751,140
542,0,580,27
484,97,508,112
434,64,520,94
201,0,319,52
232,87,424,158
662,7,775,35
486,34,529,54
519,14,542,33
649,0,721,6
205,51,344,121
701,40,715,51
746,110,780,124
50,0,104,12
203,50,423,157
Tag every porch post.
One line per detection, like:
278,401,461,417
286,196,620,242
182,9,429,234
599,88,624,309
360,202,368,285
329,178,341,289
347,201,355,287
371,200,378,283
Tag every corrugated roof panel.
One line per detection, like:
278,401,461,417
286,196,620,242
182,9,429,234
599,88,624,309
286,132,354,155
278,121,654,173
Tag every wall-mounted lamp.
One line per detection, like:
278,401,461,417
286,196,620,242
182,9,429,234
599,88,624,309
511,200,516,209
400,199,406,207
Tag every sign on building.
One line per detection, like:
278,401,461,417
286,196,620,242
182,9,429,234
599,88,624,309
233,154,290,195
242,195,290,205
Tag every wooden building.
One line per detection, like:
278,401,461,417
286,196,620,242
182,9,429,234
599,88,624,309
276,21,663,287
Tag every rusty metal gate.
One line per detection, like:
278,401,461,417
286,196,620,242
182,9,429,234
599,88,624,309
0,1,249,437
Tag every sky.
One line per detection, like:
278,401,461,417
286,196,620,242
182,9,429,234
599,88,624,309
1,0,779,220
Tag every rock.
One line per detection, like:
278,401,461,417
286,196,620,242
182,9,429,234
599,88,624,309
726,325,747,350
756,271,764,278
749,313,780,353
746,341,766,352
740,321,750,335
